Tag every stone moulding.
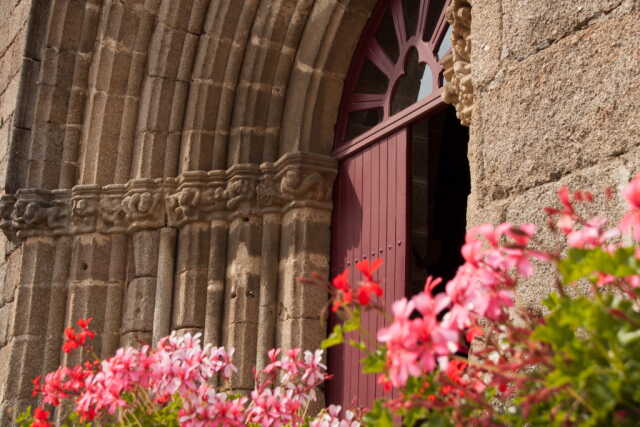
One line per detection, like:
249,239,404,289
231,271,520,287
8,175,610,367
0,153,337,241
441,0,473,126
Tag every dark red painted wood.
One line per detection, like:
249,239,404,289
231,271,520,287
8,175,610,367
329,0,452,410
328,129,408,409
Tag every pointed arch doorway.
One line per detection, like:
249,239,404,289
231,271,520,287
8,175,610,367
327,0,470,408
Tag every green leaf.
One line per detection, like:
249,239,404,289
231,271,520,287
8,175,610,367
363,400,393,427
348,339,367,351
344,308,361,332
558,247,639,284
15,406,32,427
362,348,387,374
321,324,344,349
403,406,430,427
618,328,640,345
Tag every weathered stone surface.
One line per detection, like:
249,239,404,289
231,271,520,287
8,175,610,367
123,277,157,332
501,0,634,60
470,0,502,89
172,269,208,329
475,12,640,203
504,157,632,308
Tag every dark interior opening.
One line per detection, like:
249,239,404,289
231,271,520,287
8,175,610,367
408,105,470,296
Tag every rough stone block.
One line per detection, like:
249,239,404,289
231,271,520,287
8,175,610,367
11,284,44,337
175,223,212,273
470,0,502,88
172,269,208,329
123,277,157,332
132,230,160,277
474,13,640,203
120,331,152,348
5,335,44,400
277,317,325,352
504,157,631,308
224,320,258,390
501,0,633,60
20,237,56,285
3,248,21,304
225,272,260,324
70,234,112,282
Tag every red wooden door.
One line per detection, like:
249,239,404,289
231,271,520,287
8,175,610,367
328,128,408,409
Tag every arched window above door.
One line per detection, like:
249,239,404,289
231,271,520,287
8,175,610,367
337,0,453,144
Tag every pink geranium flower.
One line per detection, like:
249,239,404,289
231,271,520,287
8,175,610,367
621,173,640,241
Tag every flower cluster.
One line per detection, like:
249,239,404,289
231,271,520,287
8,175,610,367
244,348,329,426
331,259,383,312
377,221,545,388
310,405,361,427
62,317,96,353
29,319,337,427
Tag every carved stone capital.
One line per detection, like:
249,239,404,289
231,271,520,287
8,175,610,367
275,152,337,209
166,171,226,227
442,0,473,126
122,179,165,232
11,189,70,238
99,184,127,234
225,165,259,211
257,163,285,209
71,185,100,234
0,194,17,240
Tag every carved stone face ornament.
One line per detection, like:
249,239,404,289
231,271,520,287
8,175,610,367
442,0,473,126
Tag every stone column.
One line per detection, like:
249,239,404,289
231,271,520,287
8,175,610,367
168,172,226,338
222,168,262,392
273,154,336,353
276,206,331,352
254,165,283,370
204,217,228,347
120,180,165,347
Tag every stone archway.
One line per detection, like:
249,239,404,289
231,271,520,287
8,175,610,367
0,0,383,420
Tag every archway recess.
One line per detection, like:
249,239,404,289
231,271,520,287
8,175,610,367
328,0,471,408
0,0,389,421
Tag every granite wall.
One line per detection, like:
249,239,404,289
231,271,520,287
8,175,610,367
467,0,640,307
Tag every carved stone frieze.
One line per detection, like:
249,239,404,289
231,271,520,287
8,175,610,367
0,153,338,240
442,0,473,127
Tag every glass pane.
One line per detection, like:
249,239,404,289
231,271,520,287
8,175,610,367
345,107,383,140
423,0,446,42
403,0,419,39
355,58,389,94
376,8,399,62
391,48,433,115
436,25,453,59
417,67,433,100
